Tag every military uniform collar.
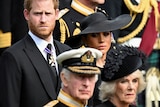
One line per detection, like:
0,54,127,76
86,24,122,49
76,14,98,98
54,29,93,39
57,89,87,107
71,0,95,16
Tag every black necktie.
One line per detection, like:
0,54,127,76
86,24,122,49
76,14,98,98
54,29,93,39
46,44,58,89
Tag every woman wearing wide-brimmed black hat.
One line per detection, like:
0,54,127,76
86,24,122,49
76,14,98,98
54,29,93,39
65,12,131,68
64,11,132,106
95,44,147,107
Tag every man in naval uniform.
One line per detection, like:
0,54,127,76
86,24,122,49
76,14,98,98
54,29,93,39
53,0,105,43
43,47,102,107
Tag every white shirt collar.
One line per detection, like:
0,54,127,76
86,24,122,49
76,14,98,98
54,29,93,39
28,31,55,59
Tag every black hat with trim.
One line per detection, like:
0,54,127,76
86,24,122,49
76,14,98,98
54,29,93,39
101,43,147,81
56,48,102,74
64,12,131,48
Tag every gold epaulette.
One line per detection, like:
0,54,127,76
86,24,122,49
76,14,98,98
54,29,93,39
43,100,59,107
0,30,11,48
117,0,151,43
118,0,160,43
58,8,69,19
59,18,70,43
124,0,147,13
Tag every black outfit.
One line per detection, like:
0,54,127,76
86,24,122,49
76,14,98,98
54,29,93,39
53,0,96,43
0,0,11,54
0,0,28,55
0,35,71,107
59,0,71,9
91,72,102,106
95,100,137,107
99,0,144,41
11,0,28,44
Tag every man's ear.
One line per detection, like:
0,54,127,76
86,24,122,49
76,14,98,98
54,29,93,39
55,9,59,20
23,9,29,21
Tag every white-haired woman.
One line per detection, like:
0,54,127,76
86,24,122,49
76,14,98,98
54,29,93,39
96,43,147,107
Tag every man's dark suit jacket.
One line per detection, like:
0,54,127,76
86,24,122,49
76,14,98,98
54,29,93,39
0,35,71,107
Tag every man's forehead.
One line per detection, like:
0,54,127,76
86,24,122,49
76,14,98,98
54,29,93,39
31,0,55,10
72,72,95,77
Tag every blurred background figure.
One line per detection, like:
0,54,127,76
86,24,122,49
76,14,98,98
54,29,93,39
59,0,71,9
0,0,28,55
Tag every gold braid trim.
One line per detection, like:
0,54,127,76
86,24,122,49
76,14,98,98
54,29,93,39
68,66,100,74
43,100,59,107
124,0,146,13
59,18,70,43
121,11,136,29
0,30,11,48
150,0,160,32
118,0,151,43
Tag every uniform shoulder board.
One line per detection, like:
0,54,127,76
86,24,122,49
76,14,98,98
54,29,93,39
58,8,69,19
43,100,59,107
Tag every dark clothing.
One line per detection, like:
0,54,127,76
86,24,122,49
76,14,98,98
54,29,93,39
95,100,137,107
0,0,11,33
54,102,69,107
99,0,144,41
59,0,71,9
0,35,71,107
0,0,28,55
0,0,11,54
53,6,85,42
0,0,28,43
91,74,102,106
53,0,95,43
10,0,28,44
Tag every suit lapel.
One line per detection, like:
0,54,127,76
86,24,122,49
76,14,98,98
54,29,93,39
23,35,57,99
53,40,64,92
53,40,65,72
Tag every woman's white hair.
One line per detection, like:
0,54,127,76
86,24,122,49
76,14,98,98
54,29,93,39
99,69,146,102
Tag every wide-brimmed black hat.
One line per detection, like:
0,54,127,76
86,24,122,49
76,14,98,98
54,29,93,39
64,12,132,48
101,43,147,82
